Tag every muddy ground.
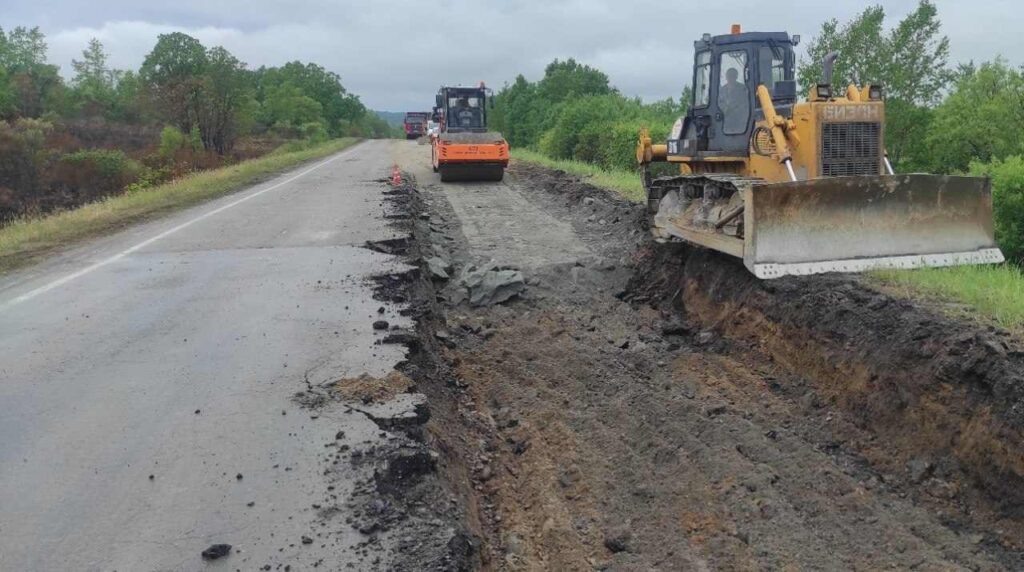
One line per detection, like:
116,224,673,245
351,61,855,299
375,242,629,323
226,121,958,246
379,142,1024,571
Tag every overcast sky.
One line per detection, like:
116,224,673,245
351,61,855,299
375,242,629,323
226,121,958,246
2,0,1020,111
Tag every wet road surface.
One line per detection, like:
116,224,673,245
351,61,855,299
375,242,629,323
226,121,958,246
0,140,411,570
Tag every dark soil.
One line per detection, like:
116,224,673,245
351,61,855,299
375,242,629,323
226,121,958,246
390,154,1024,570
634,243,1024,524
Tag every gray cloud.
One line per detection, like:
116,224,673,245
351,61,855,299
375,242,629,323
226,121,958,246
2,0,1020,111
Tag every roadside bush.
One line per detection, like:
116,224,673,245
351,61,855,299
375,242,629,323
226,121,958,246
125,164,173,193
0,119,53,186
596,119,671,172
158,125,188,160
970,156,1024,263
0,118,55,220
152,125,227,175
534,94,677,173
299,121,328,143
538,95,632,161
493,63,683,175
53,149,142,201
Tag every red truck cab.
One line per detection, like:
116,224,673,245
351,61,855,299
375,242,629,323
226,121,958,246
403,112,430,140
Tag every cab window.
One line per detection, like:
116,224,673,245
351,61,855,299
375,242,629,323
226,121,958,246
694,51,711,108
758,46,786,93
718,50,749,135
447,94,484,129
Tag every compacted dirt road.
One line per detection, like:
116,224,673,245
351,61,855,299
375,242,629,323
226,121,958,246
390,140,1024,570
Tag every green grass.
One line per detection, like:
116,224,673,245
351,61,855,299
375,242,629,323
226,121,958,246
0,137,359,272
512,148,645,202
870,264,1024,331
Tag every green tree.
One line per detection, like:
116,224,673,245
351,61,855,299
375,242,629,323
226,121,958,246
970,156,1024,263
261,83,324,131
798,1,953,168
0,67,15,118
537,58,613,103
196,46,254,153
799,7,886,93
72,38,113,87
491,74,543,147
254,62,364,136
923,60,1024,173
0,26,64,118
0,26,48,69
490,58,682,168
110,70,144,123
71,38,118,116
140,32,208,133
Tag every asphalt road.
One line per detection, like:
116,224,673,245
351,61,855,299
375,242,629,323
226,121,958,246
0,140,411,571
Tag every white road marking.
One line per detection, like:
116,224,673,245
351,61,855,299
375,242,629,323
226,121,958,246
0,145,359,312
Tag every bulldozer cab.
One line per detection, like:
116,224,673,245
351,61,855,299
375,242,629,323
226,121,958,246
674,31,798,157
437,86,492,134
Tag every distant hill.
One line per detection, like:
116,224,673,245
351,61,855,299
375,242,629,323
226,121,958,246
375,111,406,127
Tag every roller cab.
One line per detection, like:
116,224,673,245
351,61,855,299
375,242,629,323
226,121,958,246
431,84,509,182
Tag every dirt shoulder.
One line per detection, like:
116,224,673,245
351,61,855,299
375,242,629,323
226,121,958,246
390,140,1024,570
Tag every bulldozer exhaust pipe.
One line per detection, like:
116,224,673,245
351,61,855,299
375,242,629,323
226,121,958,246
821,51,839,85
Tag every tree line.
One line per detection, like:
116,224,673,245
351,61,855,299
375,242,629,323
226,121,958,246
0,28,391,147
0,27,392,221
488,1,1024,262
489,59,688,173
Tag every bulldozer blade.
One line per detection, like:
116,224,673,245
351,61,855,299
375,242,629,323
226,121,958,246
438,163,505,183
744,174,1004,279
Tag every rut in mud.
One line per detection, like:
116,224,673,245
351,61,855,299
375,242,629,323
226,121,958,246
387,142,1024,571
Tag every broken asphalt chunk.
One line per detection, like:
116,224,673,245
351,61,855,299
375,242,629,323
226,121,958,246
425,256,451,280
201,544,232,560
457,263,526,307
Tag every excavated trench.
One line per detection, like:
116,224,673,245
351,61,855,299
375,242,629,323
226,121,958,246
376,159,1024,570
647,246,1024,517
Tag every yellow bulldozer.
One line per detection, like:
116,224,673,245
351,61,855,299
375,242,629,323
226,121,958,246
637,26,1003,278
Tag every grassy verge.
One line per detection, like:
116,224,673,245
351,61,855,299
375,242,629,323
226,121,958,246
869,264,1024,332
511,148,645,202
0,137,359,272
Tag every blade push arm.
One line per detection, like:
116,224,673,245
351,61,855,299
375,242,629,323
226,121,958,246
636,128,668,165
755,85,799,181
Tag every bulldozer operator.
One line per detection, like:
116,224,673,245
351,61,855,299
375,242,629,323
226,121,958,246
718,67,748,134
